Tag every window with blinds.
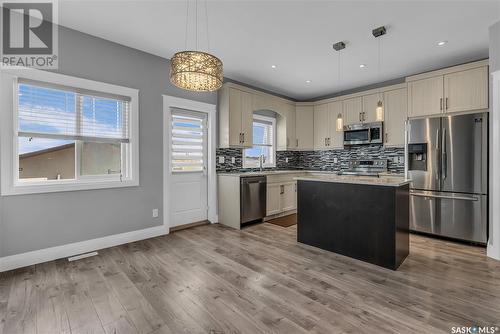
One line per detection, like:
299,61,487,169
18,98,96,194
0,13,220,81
16,80,131,182
243,115,276,168
171,111,206,172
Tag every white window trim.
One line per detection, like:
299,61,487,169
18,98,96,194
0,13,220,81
243,114,277,169
0,68,140,196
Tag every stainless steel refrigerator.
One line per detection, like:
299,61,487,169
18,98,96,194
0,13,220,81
406,112,488,244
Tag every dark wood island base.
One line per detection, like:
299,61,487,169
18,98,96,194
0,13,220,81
297,179,410,270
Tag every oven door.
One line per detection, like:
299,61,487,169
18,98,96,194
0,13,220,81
344,128,370,145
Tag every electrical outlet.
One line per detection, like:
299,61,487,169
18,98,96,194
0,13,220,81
398,156,404,164
333,157,338,163
152,209,159,218
231,157,236,164
393,157,398,163
218,156,225,164
285,157,289,163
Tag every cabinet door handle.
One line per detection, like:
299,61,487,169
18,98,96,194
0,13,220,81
363,112,366,122
296,138,299,147
328,138,331,146
445,97,449,110
359,113,362,122
287,137,289,147
242,133,245,143
239,133,242,143
440,98,443,111
280,185,284,194
324,138,327,146
385,133,388,142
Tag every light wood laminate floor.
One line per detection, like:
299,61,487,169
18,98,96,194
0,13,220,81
1,223,499,334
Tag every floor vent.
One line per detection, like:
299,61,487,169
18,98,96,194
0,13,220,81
68,251,99,262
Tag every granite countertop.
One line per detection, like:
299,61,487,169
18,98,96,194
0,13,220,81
217,170,405,178
294,174,411,187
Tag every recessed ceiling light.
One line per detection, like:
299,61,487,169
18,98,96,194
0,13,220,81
305,80,311,84
271,65,277,69
359,64,366,68
437,41,448,46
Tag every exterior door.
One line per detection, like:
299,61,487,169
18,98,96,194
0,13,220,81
170,109,208,227
441,113,488,194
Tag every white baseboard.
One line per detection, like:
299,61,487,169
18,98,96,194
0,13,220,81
0,225,169,272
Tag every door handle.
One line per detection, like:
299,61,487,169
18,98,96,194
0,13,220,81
328,138,331,146
442,128,447,181
296,138,299,147
445,97,449,110
239,133,242,143
359,113,362,122
440,98,443,111
280,185,284,194
435,128,441,181
242,133,245,144
410,191,478,202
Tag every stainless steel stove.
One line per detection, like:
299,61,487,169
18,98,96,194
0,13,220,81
338,159,388,177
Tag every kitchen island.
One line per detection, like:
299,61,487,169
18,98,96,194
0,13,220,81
295,175,410,270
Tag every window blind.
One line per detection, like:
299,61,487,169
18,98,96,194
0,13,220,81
17,83,130,143
171,111,205,172
253,118,274,146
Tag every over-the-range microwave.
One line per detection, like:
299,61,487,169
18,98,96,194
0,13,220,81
343,122,383,146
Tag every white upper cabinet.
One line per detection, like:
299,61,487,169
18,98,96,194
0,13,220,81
408,76,444,118
407,60,489,118
295,105,314,150
444,66,488,113
240,90,254,147
343,97,363,125
219,86,253,148
383,88,407,147
362,93,383,123
276,103,296,151
313,103,330,150
219,83,295,149
328,101,344,148
314,102,343,150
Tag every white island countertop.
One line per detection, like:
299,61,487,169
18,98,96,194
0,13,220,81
294,174,411,187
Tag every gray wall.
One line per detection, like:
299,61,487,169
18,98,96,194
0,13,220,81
490,21,500,73
0,26,216,257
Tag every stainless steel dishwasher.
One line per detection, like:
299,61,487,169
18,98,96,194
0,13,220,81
240,176,267,224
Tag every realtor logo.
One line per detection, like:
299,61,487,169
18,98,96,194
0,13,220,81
1,0,58,68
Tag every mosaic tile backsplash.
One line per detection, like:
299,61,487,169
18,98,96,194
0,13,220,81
216,146,405,174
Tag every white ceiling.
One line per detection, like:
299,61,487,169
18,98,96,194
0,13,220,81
59,0,500,100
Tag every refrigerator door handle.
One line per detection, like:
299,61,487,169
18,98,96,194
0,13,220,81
410,191,479,202
435,128,441,181
442,128,447,181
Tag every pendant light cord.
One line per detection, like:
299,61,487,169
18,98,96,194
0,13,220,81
184,0,189,49
195,0,198,50
205,0,210,52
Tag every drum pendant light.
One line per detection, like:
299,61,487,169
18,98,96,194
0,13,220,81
170,0,223,92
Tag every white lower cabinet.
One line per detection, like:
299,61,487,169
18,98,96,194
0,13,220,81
281,182,296,212
266,180,297,216
266,183,282,216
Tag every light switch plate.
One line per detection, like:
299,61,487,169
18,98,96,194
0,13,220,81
152,209,159,218
231,157,236,164
285,157,289,163
218,156,225,164
333,157,338,163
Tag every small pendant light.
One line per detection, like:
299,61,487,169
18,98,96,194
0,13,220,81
373,26,386,121
333,41,346,132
